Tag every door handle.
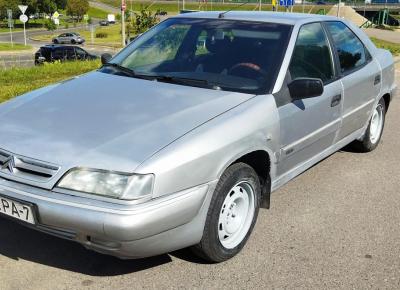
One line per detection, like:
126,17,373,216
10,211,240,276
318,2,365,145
331,94,342,107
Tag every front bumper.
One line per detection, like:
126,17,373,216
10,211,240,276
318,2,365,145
0,178,216,259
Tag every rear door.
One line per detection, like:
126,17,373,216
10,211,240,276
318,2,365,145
324,21,381,140
276,22,343,176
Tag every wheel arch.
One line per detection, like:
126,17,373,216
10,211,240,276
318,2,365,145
382,92,391,112
228,150,272,209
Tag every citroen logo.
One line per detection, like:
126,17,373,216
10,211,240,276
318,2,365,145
1,156,15,173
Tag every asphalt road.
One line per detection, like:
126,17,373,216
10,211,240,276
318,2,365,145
0,67,399,290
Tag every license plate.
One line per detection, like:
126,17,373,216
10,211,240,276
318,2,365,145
0,195,36,224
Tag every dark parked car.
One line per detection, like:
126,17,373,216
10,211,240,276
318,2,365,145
99,20,109,26
35,45,97,65
156,11,168,16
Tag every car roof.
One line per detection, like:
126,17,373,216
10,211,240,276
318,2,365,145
41,45,77,50
174,11,339,25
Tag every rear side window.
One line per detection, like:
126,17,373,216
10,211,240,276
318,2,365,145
289,22,334,83
325,21,367,74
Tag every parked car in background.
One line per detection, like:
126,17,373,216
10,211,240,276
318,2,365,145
156,11,168,16
35,45,97,65
52,32,85,44
0,12,395,263
108,14,116,24
99,20,109,26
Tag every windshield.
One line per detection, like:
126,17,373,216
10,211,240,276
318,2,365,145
101,18,292,94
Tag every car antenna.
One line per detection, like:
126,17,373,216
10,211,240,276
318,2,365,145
218,0,252,19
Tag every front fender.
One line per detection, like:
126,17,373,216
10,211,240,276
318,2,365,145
136,94,281,198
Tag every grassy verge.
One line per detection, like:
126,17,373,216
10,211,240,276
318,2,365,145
0,43,32,51
88,6,110,19
0,60,101,103
371,37,400,55
32,24,122,48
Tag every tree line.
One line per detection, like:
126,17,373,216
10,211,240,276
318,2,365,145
0,0,89,19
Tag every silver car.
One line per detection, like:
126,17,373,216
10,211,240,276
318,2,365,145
0,12,395,262
52,32,85,44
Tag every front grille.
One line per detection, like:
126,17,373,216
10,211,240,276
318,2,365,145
0,149,60,182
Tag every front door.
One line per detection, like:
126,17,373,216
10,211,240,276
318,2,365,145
276,22,343,176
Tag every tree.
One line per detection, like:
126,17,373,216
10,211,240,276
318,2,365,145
132,6,159,35
66,0,89,21
0,0,18,18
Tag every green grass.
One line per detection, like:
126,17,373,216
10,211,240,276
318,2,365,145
0,60,101,103
371,37,400,55
88,6,110,19
32,24,123,47
0,43,32,51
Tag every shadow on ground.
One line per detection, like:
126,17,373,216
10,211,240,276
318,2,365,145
0,217,206,276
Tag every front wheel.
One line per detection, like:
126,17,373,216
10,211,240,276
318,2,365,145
351,97,386,152
192,163,261,262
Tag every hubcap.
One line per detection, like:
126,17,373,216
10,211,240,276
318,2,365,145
218,181,255,249
370,104,384,144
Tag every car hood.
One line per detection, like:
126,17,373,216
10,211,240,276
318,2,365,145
0,71,253,174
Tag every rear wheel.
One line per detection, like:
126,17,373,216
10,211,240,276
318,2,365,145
53,39,58,44
192,163,261,262
71,39,76,44
351,97,386,152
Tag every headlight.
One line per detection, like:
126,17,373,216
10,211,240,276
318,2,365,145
57,169,154,200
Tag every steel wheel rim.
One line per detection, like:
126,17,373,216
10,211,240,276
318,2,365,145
218,181,255,249
370,104,384,144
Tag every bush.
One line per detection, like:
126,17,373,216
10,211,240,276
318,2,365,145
95,32,108,38
44,19,57,31
133,6,159,34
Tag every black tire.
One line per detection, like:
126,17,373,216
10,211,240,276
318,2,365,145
53,39,58,44
350,97,386,152
191,162,261,262
71,39,76,44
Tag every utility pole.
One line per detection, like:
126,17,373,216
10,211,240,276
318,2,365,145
259,0,262,11
337,0,341,17
121,0,126,47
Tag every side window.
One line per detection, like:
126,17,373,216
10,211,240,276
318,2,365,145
65,47,76,59
325,21,367,73
289,23,334,83
53,48,64,59
75,47,87,57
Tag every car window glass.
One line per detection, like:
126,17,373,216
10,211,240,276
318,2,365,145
66,47,76,59
289,22,334,83
195,30,209,56
53,48,64,59
121,24,191,68
325,21,367,73
75,47,86,56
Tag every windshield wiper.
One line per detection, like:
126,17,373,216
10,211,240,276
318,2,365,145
101,63,137,77
152,75,219,90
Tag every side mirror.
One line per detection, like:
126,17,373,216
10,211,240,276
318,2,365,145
288,78,323,100
101,53,112,65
